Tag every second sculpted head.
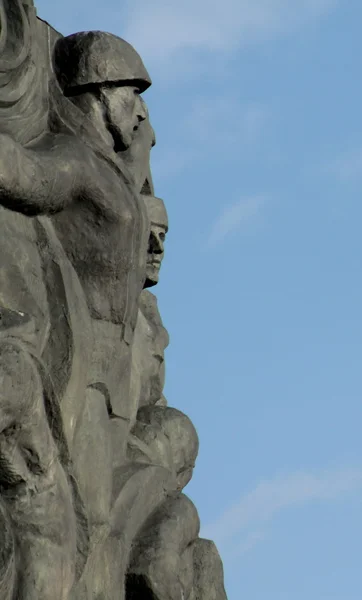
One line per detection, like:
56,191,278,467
144,196,168,288
54,31,151,152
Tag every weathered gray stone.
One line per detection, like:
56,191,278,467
189,539,228,600
0,1,228,598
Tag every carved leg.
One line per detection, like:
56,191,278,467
126,494,200,600
189,539,227,600
0,339,77,600
0,500,15,600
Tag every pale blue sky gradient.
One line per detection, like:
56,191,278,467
36,1,362,598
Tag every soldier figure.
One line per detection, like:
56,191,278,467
126,196,227,600
0,28,153,599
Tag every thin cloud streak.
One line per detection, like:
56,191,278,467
150,102,270,181
202,467,362,548
325,148,362,180
207,196,265,246
122,0,337,63
235,531,266,556
151,147,200,181
184,100,269,148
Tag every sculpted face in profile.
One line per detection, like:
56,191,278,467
54,31,150,153
123,100,156,193
144,196,168,288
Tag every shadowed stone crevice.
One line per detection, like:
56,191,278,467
126,574,158,600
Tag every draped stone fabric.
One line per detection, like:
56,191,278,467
0,2,228,598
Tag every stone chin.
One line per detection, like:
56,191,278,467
144,263,161,288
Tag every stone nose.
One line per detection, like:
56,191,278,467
149,232,164,254
136,97,148,123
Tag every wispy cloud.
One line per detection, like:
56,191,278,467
202,467,362,556
235,531,266,556
152,101,270,180
151,147,201,181
122,0,337,64
207,195,265,246
184,100,269,149
324,148,362,180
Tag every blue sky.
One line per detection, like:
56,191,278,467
36,1,362,598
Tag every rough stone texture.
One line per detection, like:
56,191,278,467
0,1,228,598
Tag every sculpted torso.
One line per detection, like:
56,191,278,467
130,289,169,422
51,145,149,327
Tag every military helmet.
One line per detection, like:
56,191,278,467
54,31,152,95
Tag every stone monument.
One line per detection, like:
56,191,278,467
0,2,228,598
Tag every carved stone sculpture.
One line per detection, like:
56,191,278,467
125,198,227,600
0,2,228,598
128,195,169,427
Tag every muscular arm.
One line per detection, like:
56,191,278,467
0,133,88,216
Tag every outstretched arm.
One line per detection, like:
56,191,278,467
0,133,86,216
